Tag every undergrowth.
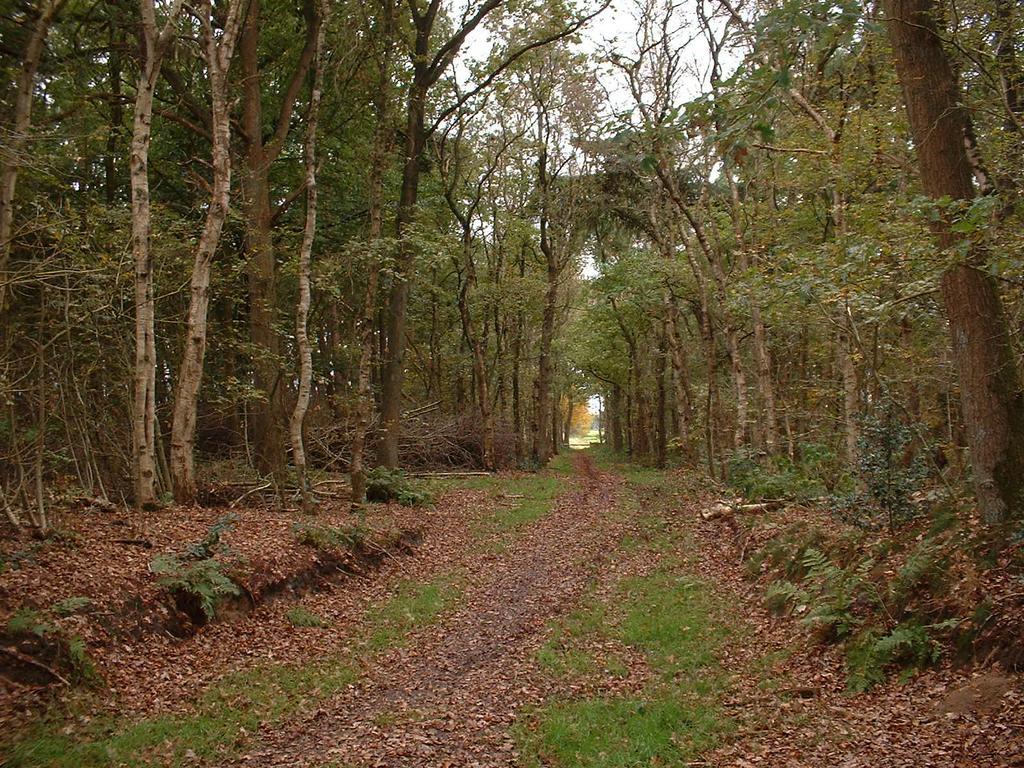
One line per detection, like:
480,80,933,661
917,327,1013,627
293,520,366,551
5,606,97,684
148,514,242,621
365,467,431,506
749,512,970,691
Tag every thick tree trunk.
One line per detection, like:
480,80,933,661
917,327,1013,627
887,0,1024,524
169,0,245,503
288,0,325,514
129,0,184,508
378,69,428,469
239,3,280,476
0,0,65,313
610,384,624,452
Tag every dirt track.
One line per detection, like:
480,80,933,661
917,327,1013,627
242,452,623,767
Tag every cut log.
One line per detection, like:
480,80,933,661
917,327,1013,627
700,499,782,520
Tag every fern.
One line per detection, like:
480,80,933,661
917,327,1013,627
765,580,800,614
796,549,875,639
149,554,240,621
184,513,238,560
51,596,92,617
6,608,55,638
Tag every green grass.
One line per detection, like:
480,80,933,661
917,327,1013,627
362,574,463,651
462,466,566,547
521,696,723,768
286,605,328,628
521,556,736,767
517,446,766,766
5,574,463,767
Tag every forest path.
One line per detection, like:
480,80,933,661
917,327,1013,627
241,451,629,767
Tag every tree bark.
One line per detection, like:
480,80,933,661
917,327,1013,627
351,0,396,507
0,0,66,313
129,0,185,508
886,0,1024,524
169,0,246,503
238,0,319,478
288,0,325,514
663,293,695,460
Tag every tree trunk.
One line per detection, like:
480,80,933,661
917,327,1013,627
351,0,396,507
886,0,1024,524
378,66,428,469
664,293,695,461
129,0,184,508
288,0,325,514
169,0,246,503
656,329,667,468
610,384,624,452
0,0,66,313
531,257,558,465
837,311,860,468
752,300,777,453
239,1,285,476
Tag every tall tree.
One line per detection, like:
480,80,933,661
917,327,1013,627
169,0,247,503
0,0,66,314
885,0,1024,525
129,0,186,507
289,0,327,513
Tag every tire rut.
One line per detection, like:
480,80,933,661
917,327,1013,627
242,453,623,768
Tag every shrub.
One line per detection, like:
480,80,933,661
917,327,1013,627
846,620,955,691
365,467,431,506
836,403,926,531
727,443,838,502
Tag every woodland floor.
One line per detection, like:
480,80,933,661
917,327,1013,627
3,450,1024,766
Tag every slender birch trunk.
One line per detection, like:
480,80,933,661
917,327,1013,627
289,0,326,513
169,0,246,503
129,0,185,508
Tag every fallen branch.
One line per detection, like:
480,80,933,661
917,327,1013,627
408,471,492,478
229,481,273,508
0,646,70,686
112,538,153,548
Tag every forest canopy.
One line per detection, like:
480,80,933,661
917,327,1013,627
1,0,1023,534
